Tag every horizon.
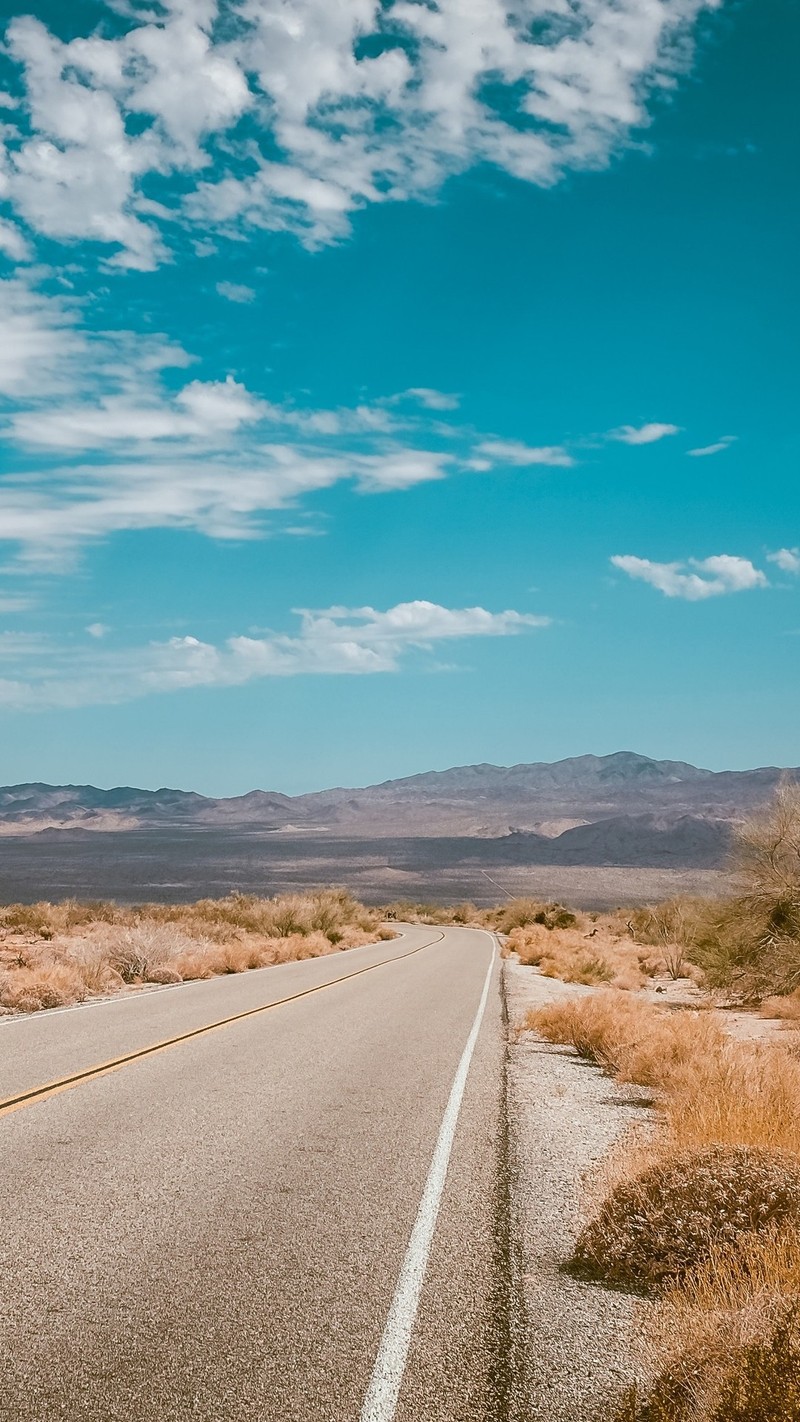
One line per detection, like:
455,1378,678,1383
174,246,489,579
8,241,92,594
2,746,797,800
0,1,796,791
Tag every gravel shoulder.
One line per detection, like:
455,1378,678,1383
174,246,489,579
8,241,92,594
504,959,655,1422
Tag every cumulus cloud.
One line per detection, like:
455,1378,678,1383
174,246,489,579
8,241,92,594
476,439,575,468
611,553,768,601
610,422,680,445
85,622,110,638
0,0,721,267
768,548,800,575
0,599,549,708
687,435,737,457
10,375,265,450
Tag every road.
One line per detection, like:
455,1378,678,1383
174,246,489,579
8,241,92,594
0,926,511,1422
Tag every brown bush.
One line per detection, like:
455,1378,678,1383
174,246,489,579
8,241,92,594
575,1145,800,1291
0,891,393,1014
618,1228,800,1421
509,924,647,989
527,991,724,1090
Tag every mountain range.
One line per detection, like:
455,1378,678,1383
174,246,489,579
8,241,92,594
0,752,792,869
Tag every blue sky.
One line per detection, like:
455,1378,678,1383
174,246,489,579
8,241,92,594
0,0,797,795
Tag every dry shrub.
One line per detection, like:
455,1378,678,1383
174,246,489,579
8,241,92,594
628,898,710,979
0,960,91,1012
510,924,648,989
527,991,724,1089
690,782,800,1002
575,1145,800,1291
0,889,391,1013
619,1228,800,1421
492,898,578,933
664,1042,800,1156
760,991,800,1022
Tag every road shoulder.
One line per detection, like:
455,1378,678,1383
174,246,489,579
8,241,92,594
504,959,654,1421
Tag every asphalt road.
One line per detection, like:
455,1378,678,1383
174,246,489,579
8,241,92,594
0,926,510,1422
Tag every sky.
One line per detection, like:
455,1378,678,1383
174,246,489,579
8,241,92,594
0,0,797,795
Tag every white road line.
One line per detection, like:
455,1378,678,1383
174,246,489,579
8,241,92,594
360,933,496,1422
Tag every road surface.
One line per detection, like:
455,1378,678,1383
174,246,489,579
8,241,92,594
0,926,511,1421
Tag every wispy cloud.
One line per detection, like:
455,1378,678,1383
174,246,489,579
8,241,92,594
475,440,575,468
400,389,460,412
0,276,585,565
0,0,720,269
0,600,550,709
611,553,768,600
768,548,800,575
688,435,737,457
610,423,681,446
216,280,256,304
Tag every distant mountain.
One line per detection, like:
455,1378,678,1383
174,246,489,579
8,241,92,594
0,753,793,869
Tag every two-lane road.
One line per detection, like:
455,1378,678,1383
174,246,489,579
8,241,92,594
0,926,509,1421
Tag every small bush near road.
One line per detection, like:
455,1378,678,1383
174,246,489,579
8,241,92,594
575,1145,800,1290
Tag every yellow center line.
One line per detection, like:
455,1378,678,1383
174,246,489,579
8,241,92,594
0,931,447,1120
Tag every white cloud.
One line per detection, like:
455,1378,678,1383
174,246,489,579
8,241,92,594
401,388,460,412
0,278,85,397
0,595,33,612
10,375,264,450
86,622,110,638
0,282,539,562
476,439,575,468
611,553,768,601
610,422,680,445
768,548,800,575
0,599,549,708
0,218,31,261
0,0,721,267
216,280,256,303
687,435,737,457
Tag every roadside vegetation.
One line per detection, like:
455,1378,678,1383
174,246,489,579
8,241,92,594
0,890,393,1014
520,783,800,1422
527,990,800,1419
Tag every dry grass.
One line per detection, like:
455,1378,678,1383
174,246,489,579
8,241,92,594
618,1228,800,1421
0,890,392,1014
527,984,800,1415
760,990,800,1023
527,991,725,1089
507,923,651,989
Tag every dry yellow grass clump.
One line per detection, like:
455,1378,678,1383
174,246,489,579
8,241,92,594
506,922,652,990
527,990,725,1090
617,1229,800,1421
0,890,393,1014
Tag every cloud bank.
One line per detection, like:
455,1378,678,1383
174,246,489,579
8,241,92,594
0,0,721,268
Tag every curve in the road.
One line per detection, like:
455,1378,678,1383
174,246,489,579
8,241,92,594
0,929,446,1121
